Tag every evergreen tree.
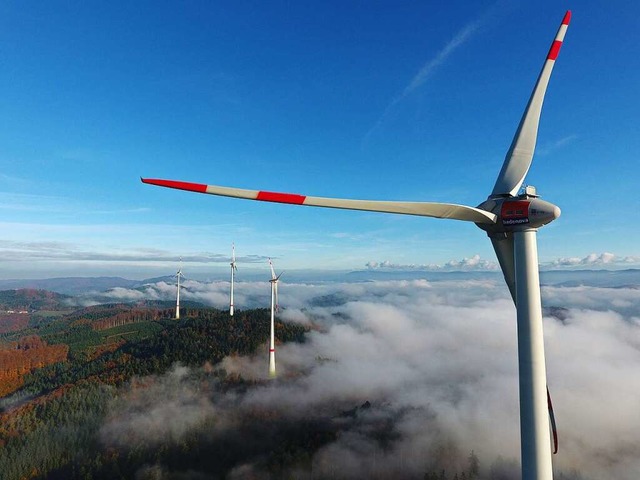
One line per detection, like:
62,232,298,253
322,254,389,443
468,450,480,479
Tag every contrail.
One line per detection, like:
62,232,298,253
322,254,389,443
402,21,481,98
362,14,485,146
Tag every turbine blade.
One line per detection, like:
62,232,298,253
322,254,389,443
491,234,516,304
268,259,277,280
547,387,559,454
274,282,279,312
141,178,496,224
491,11,571,197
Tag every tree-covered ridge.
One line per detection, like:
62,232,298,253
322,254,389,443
90,304,206,331
0,289,72,312
0,307,309,480
65,300,205,324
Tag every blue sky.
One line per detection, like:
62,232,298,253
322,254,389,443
0,1,639,279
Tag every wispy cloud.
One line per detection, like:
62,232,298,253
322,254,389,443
0,192,73,212
546,252,640,269
364,252,640,273
0,192,150,216
87,207,152,215
0,240,269,265
365,254,499,272
400,22,482,99
0,173,31,185
536,134,578,156
363,14,486,145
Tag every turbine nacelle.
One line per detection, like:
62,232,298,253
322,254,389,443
477,189,561,235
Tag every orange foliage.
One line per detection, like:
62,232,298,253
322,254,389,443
0,336,69,397
86,340,124,361
0,383,73,438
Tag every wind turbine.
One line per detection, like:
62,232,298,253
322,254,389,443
230,243,238,316
175,262,185,320
268,258,282,379
142,11,571,480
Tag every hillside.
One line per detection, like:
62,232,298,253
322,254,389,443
0,305,484,480
0,289,72,312
0,305,314,480
0,277,141,295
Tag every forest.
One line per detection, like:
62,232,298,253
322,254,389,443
0,298,322,479
0,336,69,397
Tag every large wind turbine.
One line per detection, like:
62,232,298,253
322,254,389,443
142,11,571,480
175,263,185,320
268,258,282,379
230,243,237,316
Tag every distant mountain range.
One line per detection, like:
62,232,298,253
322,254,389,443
345,268,640,288
0,269,637,296
0,276,179,296
539,268,640,288
0,288,207,330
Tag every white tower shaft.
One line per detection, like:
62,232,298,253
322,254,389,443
269,278,276,378
230,266,235,316
514,229,552,480
230,243,236,316
176,271,181,320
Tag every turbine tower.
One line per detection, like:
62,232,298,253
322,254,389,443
175,262,184,320
143,11,571,480
268,258,282,379
230,243,237,316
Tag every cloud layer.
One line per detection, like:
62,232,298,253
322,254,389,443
366,254,499,271
98,276,640,479
365,252,640,272
548,252,640,268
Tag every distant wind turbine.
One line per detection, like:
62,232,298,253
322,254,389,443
143,11,571,480
268,258,282,379
175,261,185,320
230,243,237,316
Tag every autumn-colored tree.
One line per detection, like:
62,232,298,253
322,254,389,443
0,336,68,396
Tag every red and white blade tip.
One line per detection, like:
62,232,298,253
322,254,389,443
547,11,571,61
142,177,307,205
256,190,305,204
142,178,207,193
